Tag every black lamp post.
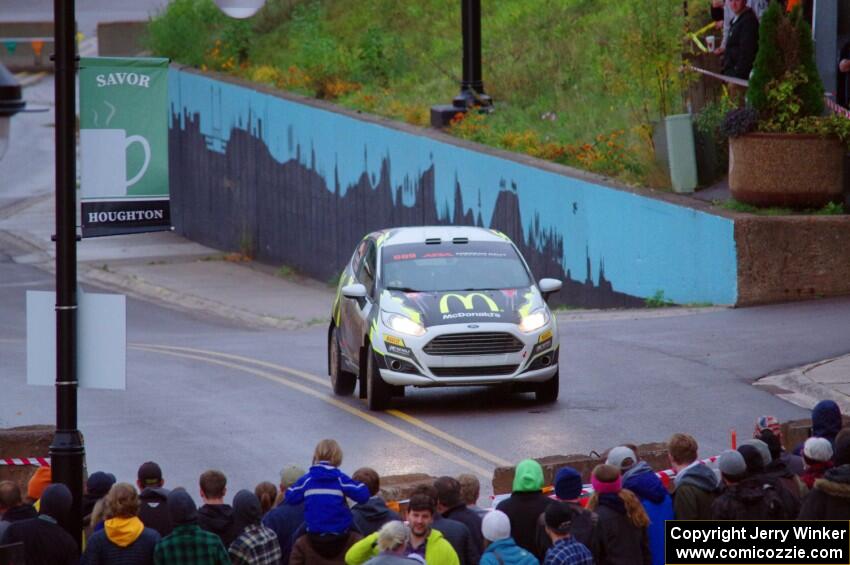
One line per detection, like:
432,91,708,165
431,0,493,128
43,0,267,547
51,0,85,549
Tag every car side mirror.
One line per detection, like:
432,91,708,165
342,283,367,299
538,278,562,301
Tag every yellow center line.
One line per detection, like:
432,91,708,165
132,345,494,479
386,409,512,468
133,342,511,469
133,343,328,386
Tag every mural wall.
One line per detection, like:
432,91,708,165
168,68,738,307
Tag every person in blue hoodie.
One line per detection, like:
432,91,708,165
480,510,539,565
285,439,370,537
608,447,673,565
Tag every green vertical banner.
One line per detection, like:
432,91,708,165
79,57,170,238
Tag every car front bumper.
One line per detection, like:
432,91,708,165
373,321,559,387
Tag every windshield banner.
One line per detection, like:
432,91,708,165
79,57,170,238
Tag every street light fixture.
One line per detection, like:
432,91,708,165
213,0,266,19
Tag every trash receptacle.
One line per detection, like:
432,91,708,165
664,113,698,194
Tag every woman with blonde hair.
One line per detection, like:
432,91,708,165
586,464,651,565
81,482,161,564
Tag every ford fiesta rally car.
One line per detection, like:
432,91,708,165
328,226,562,410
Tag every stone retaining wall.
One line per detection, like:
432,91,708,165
736,216,850,306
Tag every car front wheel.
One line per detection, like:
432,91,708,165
366,344,391,411
330,326,356,396
535,370,559,403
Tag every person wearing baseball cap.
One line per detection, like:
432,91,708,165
136,461,173,537
535,467,601,562
541,502,593,565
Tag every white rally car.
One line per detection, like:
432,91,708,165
328,226,562,410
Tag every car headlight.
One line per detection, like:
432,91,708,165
518,308,549,333
381,311,426,337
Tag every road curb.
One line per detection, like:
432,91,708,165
81,266,308,330
755,357,850,413
0,223,317,331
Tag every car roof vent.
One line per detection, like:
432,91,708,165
425,237,442,245
452,237,469,244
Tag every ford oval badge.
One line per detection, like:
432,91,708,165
467,324,479,329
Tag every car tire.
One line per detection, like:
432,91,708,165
535,370,559,403
329,326,356,396
366,345,391,411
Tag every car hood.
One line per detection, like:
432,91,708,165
381,286,544,327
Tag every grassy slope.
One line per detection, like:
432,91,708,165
149,0,693,185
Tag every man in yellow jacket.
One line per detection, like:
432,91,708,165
346,493,459,565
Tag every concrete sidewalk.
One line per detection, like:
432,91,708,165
0,193,336,330
757,354,850,413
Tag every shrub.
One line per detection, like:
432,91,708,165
747,2,823,116
720,107,759,138
146,0,226,67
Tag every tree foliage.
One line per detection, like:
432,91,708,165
747,2,823,116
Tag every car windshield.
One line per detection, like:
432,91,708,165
381,241,532,292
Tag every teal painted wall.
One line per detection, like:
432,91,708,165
169,68,737,305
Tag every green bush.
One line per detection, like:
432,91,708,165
146,0,226,67
747,2,823,116
149,0,701,185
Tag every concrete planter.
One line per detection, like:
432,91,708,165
729,132,845,208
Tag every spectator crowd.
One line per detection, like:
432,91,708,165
1,400,849,565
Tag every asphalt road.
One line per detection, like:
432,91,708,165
4,250,850,499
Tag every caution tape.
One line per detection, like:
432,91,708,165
688,21,719,53
689,65,850,119
0,457,50,467
686,65,750,87
825,96,850,119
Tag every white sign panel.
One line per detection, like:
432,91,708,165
27,290,126,390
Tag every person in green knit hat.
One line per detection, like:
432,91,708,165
496,459,551,560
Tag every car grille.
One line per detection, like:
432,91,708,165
423,332,524,356
430,365,519,377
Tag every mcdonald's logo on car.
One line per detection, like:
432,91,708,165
439,292,501,314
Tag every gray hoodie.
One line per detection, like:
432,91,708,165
673,463,721,520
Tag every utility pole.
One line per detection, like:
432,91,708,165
50,0,85,548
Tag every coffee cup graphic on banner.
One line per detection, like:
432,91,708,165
81,128,151,198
